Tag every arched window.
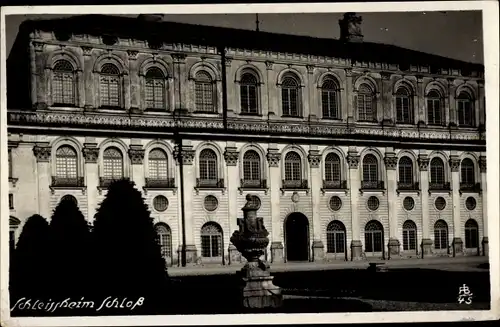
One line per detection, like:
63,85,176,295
457,92,474,127
200,222,223,258
199,149,218,185
155,224,172,266
398,156,414,186
195,71,215,112
242,150,261,184
434,220,448,250
55,145,78,179
430,157,445,185
240,73,258,114
99,63,121,108
426,90,443,125
281,75,301,117
326,221,346,255
461,158,475,185
284,151,302,181
324,153,341,185
362,154,378,183
402,220,417,251
364,220,384,254
148,148,168,180
395,87,412,124
357,84,375,122
52,60,76,106
102,147,124,180
145,67,166,110
321,78,340,119
61,194,78,206
464,219,479,249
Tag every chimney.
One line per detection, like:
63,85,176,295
137,14,165,22
339,12,364,43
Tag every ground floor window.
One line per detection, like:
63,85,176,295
464,219,479,248
365,220,384,253
402,220,417,251
326,220,346,254
155,223,172,265
434,220,448,250
201,222,223,257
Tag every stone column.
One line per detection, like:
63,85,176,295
381,72,394,125
449,154,463,256
308,147,324,261
82,141,100,223
347,147,362,260
33,143,52,219
267,146,283,262
416,75,425,124
384,150,400,258
447,78,456,126
480,155,488,256
172,54,188,112
128,143,145,191
81,46,95,110
345,68,354,124
174,144,197,264
127,50,140,112
418,154,432,256
306,65,315,120
224,145,241,264
266,61,277,117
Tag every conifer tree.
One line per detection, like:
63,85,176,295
92,179,168,301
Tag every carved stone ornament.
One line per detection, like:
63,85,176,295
384,154,398,170
32,41,45,52
380,72,392,80
265,61,274,70
345,68,353,77
306,65,315,74
81,46,93,56
449,156,461,172
347,154,360,169
174,147,195,165
418,155,429,171
224,148,239,166
266,150,281,167
172,53,187,63
127,50,139,60
291,191,300,203
128,147,145,165
33,145,51,162
225,57,233,67
416,75,424,84
82,146,99,163
308,150,321,168
479,156,486,173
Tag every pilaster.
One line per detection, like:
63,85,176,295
479,155,488,256
128,143,145,190
449,155,463,256
478,80,485,127
345,69,354,123
381,72,394,124
32,42,48,109
82,46,94,110
347,147,362,260
266,61,277,117
224,145,241,264
308,147,324,261
83,141,99,222
172,54,188,111
416,75,425,123
127,50,140,111
267,146,283,262
33,143,51,219
305,65,314,120
447,78,456,125
418,154,432,256
384,150,400,258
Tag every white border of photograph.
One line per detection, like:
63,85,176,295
1,1,499,325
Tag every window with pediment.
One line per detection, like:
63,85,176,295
426,90,443,125
395,87,412,124
195,71,215,112
103,147,124,180
240,73,259,114
357,83,376,122
457,91,474,127
281,74,301,117
321,78,340,119
52,60,76,106
145,67,166,110
99,63,121,108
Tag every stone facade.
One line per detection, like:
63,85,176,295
7,14,487,266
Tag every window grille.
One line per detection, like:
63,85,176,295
325,153,341,182
326,221,346,253
367,196,380,211
284,151,302,181
61,194,78,206
145,67,166,109
466,197,477,211
203,195,219,212
195,71,215,112
329,196,342,211
55,146,78,179
434,220,448,250
321,79,339,119
99,63,121,108
281,76,300,117
402,220,417,251
201,223,222,257
153,195,169,212
52,60,75,105
240,73,258,114
403,196,415,211
103,147,124,179
435,197,446,211
357,84,374,121
365,221,383,253
427,90,442,125
149,148,168,180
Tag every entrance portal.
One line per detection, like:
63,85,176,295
284,212,310,262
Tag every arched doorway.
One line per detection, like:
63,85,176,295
464,219,479,256
364,220,385,258
284,212,310,262
326,220,347,260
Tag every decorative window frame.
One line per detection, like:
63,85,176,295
321,147,348,194
317,72,344,120
455,85,477,128
428,151,451,194
280,144,309,194
139,57,173,112
194,142,226,193
45,50,84,108
143,140,177,194
98,138,130,184
235,64,265,116
188,61,222,114
396,150,420,194
424,81,448,126
92,53,129,110
359,148,385,192
393,79,417,125
459,152,480,191
50,136,86,194
353,76,380,123
276,68,306,118
238,143,268,194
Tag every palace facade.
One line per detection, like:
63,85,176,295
6,14,487,266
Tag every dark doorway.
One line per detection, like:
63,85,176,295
285,212,310,262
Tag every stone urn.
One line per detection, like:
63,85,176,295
230,195,283,309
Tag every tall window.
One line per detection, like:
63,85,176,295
461,158,475,185
149,148,168,180
155,224,172,265
427,90,443,125
457,92,474,127
362,154,378,182
55,145,78,179
242,150,261,182
195,71,215,112
103,147,124,180
430,157,445,184
52,60,76,106
364,220,384,253
321,78,340,119
8,149,12,178
326,221,346,254
398,156,414,185
145,67,166,110
201,222,223,258
357,84,375,122
402,220,417,251
99,63,121,108
240,73,258,114
395,87,412,124
324,153,341,182
434,220,448,250
281,75,301,117
284,151,302,181
199,149,218,182
464,219,479,248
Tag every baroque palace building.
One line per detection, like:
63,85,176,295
6,13,487,266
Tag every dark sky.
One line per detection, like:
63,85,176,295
5,11,484,64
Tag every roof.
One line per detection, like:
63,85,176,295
13,14,483,71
